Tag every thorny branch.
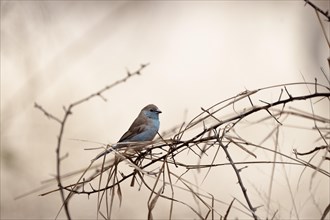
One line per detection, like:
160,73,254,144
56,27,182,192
36,79,330,219
304,0,330,21
216,128,258,220
35,64,149,220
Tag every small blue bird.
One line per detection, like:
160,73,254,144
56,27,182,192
93,104,161,161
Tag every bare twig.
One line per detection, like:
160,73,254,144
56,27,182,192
321,203,330,220
304,0,330,21
216,131,258,220
266,125,280,218
224,198,235,220
34,102,61,123
35,64,148,219
36,79,330,219
294,145,330,156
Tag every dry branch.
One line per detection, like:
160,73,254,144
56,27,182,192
37,71,329,220
35,64,149,219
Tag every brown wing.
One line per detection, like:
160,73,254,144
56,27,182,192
118,113,147,142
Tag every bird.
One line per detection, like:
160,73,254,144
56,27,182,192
92,104,162,161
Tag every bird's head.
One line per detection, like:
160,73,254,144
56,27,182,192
142,104,162,119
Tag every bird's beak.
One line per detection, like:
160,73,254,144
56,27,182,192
156,109,162,114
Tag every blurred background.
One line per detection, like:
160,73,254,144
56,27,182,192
1,1,329,219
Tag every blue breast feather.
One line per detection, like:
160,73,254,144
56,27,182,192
129,119,159,142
